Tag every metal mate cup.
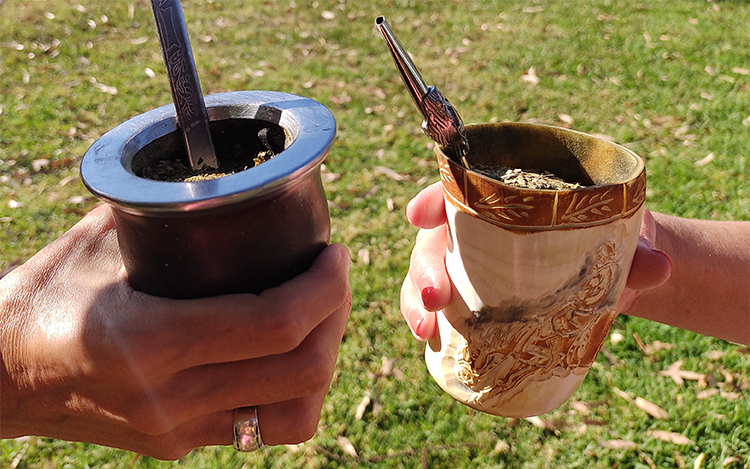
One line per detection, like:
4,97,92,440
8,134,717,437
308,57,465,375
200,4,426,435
81,91,336,299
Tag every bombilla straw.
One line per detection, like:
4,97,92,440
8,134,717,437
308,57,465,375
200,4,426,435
151,0,219,170
375,16,470,168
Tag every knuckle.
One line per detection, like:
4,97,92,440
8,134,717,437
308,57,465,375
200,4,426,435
125,400,178,436
263,314,307,354
283,411,320,444
295,350,335,395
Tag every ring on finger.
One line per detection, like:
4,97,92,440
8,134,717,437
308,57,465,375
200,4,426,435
233,406,264,452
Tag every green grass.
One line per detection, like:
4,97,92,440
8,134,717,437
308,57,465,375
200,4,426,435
1,0,749,467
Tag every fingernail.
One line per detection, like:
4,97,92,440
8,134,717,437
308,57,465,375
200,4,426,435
415,316,427,340
331,243,350,267
652,248,673,269
421,286,435,307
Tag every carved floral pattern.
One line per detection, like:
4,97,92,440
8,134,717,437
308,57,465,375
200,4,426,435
559,191,616,223
474,193,536,222
435,142,646,230
453,241,621,409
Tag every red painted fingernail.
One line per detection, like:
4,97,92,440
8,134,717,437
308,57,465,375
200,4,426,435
421,286,435,307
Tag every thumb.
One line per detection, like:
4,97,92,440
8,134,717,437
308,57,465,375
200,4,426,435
626,209,672,291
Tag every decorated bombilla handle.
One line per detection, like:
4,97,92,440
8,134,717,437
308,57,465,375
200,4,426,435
375,16,470,167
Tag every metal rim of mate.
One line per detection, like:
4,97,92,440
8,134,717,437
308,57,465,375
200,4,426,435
81,91,336,215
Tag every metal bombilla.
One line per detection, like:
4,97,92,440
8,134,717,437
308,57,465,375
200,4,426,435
376,16,470,168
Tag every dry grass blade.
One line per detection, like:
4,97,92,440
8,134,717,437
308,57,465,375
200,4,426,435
10,438,30,469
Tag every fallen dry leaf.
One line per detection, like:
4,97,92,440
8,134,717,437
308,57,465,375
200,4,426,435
635,397,668,419
648,430,693,445
634,333,675,355
696,389,719,400
639,450,658,469
694,152,715,167
732,67,750,75
600,440,637,450
723,456,741,466
524,416,556,430
380,357,397,376
675,452,687,468
558,113,574,125
613,386,634,402
570,401,590,416
68,196,88,204
92,81,118,95
357,249,370,265
336,436,358,458
694,452,705,468
31,159,49,172
521,67,540,85
660,360,707,386
374,166,410,182
720,391,741,401
705,350,726,361
493,439,511,454
718,367,735,385
321,166,341,183
354,391,371,420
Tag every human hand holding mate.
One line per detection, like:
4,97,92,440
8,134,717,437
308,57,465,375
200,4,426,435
0,205,352,460
401,182,749,345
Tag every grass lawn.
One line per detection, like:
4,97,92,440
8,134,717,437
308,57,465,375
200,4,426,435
1,0,749,467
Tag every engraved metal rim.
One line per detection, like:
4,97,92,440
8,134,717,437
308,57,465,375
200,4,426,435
80,91,336,215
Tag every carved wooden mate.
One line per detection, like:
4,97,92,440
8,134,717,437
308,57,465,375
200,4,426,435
427,122,646,418
81,91,335,299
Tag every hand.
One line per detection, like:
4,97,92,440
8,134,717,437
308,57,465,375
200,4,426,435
400,182,672,341
0,205,352,460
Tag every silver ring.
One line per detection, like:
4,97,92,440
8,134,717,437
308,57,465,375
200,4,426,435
233,406,264,452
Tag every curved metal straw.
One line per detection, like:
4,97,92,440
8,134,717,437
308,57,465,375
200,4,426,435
376,16,470,168
151,0,218,170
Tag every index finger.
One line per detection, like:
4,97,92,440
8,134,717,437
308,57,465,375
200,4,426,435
406,182,447,229
125,243,351,371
